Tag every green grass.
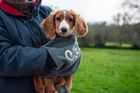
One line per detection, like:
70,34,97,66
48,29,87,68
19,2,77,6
71,48,140,93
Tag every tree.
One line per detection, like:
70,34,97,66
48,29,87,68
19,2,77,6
112,0,140,49
121,0,140,24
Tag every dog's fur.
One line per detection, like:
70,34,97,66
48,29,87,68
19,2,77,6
34,10,88,93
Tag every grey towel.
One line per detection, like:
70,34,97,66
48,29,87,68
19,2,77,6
43,34,81,77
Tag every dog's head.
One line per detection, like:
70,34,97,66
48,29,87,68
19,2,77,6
41,10,88,39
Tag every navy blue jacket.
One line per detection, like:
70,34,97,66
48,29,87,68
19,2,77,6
0,0,52,93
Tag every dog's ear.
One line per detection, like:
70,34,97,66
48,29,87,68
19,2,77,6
41,12,56,39
75,14,88,37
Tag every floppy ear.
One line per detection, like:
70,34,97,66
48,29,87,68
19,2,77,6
41,12,56,39
75,15,88,37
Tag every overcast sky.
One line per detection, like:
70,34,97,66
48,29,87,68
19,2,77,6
42,0,123,23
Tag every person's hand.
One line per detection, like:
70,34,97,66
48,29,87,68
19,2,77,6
56,86,69,93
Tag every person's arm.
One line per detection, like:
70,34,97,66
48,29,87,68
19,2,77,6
0,26,51,77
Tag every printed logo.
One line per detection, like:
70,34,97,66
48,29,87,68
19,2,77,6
65,47,80,62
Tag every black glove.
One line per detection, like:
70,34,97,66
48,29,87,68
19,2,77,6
56,86,69,93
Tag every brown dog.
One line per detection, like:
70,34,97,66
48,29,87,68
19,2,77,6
34,10,88,93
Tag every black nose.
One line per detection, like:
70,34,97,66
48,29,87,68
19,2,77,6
61,27,67,33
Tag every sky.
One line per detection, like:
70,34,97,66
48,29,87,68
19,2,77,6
42,0,123,23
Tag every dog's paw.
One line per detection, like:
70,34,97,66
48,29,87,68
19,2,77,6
64,85,71,92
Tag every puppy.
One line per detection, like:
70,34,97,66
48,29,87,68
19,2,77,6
34,10,88,93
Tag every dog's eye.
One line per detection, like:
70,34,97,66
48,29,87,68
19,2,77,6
68,18,73,22
56,17,61,21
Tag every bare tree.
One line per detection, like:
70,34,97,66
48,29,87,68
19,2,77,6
121,0,140,24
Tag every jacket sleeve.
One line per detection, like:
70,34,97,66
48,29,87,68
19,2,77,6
0,26,49,77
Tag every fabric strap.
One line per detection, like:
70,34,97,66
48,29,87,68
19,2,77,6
5,0,34,15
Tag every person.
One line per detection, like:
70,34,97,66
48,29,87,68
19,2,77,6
0,0,81,93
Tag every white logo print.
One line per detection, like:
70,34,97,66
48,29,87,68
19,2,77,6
65,47,80,61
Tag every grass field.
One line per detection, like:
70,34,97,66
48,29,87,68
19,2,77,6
71,48,140,93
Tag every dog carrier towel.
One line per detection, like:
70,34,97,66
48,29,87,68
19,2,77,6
42,34,81,77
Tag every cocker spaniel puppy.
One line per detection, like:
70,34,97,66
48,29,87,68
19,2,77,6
34,10,88,93
42,10,88,39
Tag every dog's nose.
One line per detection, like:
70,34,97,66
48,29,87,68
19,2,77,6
61,27,67,33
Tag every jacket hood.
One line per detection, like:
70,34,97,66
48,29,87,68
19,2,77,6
0,0,42,16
